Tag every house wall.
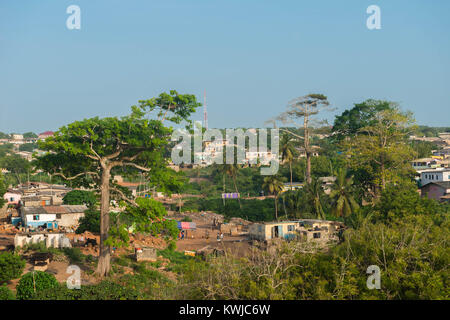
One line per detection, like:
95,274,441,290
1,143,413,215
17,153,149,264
23,213,56,227
3,192,21,205
421,184,447,201
421,171,450,186
14,233,71,248
56,212,85,227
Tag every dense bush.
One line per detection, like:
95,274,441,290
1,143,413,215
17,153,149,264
32,281,140,300
16,271,59,300
63,190,97,207
76,208,100,234
0,252,26,283
0,285,15,300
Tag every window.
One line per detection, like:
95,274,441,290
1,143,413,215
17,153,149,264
10,197,14,202
33,215,39,221
313,232,321,239
288,225,295,232
56,214,61,219
258,225,263,232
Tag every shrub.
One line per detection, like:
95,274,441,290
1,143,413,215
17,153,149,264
76,208,100,234
167,241,177,251
16,271,59,300
32,281,140,300
0,252,26,283
63,248,84,263
0,285,15,300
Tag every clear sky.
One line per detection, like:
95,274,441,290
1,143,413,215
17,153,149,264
1,0,449,133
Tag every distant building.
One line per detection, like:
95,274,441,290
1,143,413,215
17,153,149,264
38,131,54,141
420,181,450,202
20,205,87,228
420,169,450,186
281,182,304,192
3,190,22,205
249,219,344,243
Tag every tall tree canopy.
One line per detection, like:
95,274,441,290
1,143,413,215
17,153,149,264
332,99,394,140
36,90,200,276
341,104,417,199
272,93,332,183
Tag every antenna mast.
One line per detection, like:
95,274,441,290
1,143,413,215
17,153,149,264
203,90,208,130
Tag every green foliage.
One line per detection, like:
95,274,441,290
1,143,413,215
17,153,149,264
76,208,100,234
0,285,15,300
16,271,59,300
332,99,394,140
373,181,441,222
63,190,97,207
0,252,26,283
0,154,32,185
31,281,140,300
0,172,7,208
63,248,84,263
329,169,360,218
22,132,38,139
18,143,38,152
121,198,179,240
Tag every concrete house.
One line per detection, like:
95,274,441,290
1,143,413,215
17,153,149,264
249,219,344,243
420,181,450,202
3,190,22,205
420,169,450,186
20,205,87,229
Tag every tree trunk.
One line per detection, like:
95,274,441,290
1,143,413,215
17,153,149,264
304,111,312,184
232,176,242,209
289,162,293,190
97,165,111,277
274,196,278,220
222,174,226,206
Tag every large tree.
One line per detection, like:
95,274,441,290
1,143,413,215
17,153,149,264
273,93,332,183
36,90,200,276
332,99,394,140
0,154,32,185
343,106,417,196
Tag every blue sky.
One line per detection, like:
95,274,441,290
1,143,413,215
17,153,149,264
1,0,449,133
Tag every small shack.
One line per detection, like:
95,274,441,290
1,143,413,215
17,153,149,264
135,247,157,262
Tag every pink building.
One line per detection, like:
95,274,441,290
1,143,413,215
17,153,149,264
3,190,22,205
38,131,54,141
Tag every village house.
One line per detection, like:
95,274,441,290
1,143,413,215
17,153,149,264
19,204,88,229
281,182,304,192
420,169,450,186
410,158,441,171
38,131,54,141
420,181,450,202
248,219,344,244
3,189,22,205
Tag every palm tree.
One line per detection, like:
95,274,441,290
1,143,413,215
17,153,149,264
306,178,326,220
263,175,285,220
329,168,360,218
283,190,302,219
280,134,296,190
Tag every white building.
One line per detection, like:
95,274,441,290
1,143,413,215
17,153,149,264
420,169,450,186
